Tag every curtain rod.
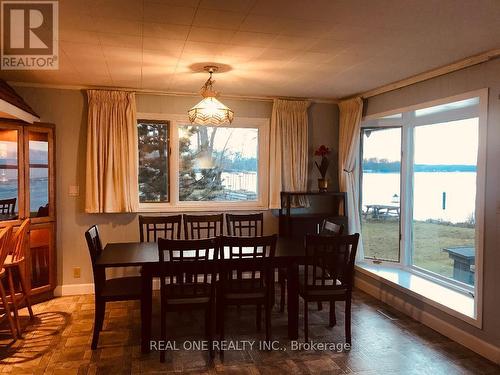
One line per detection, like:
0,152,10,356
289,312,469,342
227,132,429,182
8,81,338,104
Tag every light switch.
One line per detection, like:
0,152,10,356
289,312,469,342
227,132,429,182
69,185,79,197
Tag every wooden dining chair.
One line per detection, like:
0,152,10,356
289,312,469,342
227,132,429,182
279,221,345,312
0,226,17,339
139,215,182,242
300,233,359,344
226,213,263,237
85,225,142,349
183,214,224,240
157,237,219,363
4,219,33,336
218,235,277,355
0,198,16,215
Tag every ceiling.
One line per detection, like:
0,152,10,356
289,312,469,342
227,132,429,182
1,0,500,99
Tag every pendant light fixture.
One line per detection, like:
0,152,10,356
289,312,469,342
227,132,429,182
188,65,234,125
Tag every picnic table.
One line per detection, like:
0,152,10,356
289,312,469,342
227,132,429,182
364,204,400,219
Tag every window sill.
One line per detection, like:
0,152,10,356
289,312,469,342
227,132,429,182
138,202,269,213
355,263,480,328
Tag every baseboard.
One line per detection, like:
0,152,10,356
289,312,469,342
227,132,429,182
54,280,162,297
54,283,94,296
355,275,500,364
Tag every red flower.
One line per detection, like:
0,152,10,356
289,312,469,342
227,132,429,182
314,145,330,157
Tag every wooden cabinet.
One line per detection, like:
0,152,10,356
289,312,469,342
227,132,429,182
279,191,348,238
0,120,56,301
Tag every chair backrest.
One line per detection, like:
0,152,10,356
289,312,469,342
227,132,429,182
0,226,13,268
226,213,264,236
36,203,49,217
304,233,359,291
158,237,219,285
183,214,224,240
220,235,277,289
319,220,344,236
139,215,182,242
11,219,30,262
0,198,16,215
85,225,103,266
85,225,105,294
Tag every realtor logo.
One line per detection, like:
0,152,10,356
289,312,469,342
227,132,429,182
1,0,58,70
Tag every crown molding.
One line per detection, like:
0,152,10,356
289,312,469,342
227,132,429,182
343,49,500,101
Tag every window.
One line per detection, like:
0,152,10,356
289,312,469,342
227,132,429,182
361,127,401,262
28,131,49,217
137,115,269,211
138,120,169,203
359,89,487,323
178,125,258,202
0,128,19,219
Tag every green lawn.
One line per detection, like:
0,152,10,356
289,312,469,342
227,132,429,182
362,219,475,279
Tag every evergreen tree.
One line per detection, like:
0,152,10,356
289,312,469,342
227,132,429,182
138,122,168,202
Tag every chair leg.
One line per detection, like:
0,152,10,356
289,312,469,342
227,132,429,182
329,301,336,327
219,301,225,361
160,291,166,363
0,281,17,339
304,300,308,342
279,271,285,313
6,268,21,337
345,297,352,345
17,265,34,319
215,295,221,334
317,302,323,311
265,299,271,343
256,304,262,331
205,303,214,359
91,300,105,350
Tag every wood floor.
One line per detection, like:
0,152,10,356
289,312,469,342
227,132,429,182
0,289,499,374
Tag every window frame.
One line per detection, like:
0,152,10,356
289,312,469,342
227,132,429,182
358,88,488,327
137,113,270,212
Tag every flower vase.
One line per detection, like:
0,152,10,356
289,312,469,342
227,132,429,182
318,178,328,192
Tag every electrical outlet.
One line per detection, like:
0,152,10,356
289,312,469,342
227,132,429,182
73,267,81,278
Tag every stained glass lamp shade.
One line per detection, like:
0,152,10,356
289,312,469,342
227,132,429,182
188,96,234,125
188,66,234,125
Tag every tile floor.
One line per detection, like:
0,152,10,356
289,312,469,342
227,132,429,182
0,289,499,374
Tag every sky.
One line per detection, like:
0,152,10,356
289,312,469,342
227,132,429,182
181,126,258,158
362,118,479,166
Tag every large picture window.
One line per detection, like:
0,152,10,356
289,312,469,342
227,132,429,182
178,125,258,202
359,90,487,323
137,115,269,211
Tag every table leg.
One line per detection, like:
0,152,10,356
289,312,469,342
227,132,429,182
287,261,299,340
141,266,153,354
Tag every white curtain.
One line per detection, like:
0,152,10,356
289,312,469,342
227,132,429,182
269,99,310,209
338,97,364,260
85,90,139,213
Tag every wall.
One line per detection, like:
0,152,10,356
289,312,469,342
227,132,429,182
12,86,339,289
362,58,500,348
308,102,339,191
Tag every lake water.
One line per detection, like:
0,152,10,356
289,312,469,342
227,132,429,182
0,178,49,213
362,171,476,223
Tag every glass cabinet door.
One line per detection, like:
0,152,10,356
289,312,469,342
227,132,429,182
29,223,55,290
0,123,24,222
25,127,54,220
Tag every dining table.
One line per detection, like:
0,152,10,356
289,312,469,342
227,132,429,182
96,236,306,354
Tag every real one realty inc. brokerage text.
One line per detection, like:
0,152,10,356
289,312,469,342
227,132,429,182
150,340,351,352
